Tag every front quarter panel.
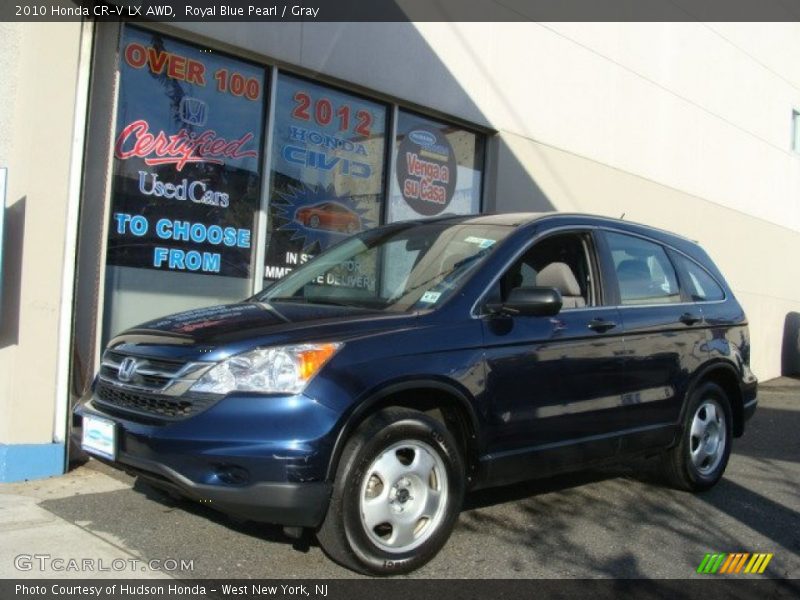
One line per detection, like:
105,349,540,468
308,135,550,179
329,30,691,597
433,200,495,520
308,317,486,417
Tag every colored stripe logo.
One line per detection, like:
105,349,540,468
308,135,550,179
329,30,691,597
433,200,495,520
697,553,773,574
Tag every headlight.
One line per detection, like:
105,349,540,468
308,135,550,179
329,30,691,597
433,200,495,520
191,343,342,395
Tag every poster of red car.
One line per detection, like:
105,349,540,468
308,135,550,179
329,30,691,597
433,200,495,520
294,201,362,233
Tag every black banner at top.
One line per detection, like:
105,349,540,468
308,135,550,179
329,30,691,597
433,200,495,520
2,0,800,22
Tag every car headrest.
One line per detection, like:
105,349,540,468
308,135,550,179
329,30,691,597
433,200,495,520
536,262,582,297
616,259,650,281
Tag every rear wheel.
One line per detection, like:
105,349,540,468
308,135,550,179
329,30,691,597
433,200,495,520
317,408,465,575
660,381,732,491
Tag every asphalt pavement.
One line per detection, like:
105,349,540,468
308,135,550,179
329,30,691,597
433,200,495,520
2,378,798,579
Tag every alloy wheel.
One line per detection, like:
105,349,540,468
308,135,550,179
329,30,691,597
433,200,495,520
689,398,727,475
359,440,449,553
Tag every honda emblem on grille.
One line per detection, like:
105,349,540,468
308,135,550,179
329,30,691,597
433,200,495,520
117,357,139,382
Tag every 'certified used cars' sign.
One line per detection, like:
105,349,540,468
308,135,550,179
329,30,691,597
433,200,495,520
107,26,266,278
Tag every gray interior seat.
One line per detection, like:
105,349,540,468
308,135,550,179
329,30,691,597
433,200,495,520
536,262,586,308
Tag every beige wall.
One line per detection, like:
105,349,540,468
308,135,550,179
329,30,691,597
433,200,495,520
0,22,82,444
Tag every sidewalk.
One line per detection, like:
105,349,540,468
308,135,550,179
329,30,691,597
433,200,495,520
0,464,172,579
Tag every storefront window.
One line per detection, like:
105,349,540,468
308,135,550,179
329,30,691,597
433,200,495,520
104,26,266,338
263,73,388,283
388,111,484,223
99,28,484,340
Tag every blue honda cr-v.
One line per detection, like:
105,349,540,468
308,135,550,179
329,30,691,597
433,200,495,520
73,213,757,574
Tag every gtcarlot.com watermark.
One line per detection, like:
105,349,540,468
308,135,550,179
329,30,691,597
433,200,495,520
14,553,194,573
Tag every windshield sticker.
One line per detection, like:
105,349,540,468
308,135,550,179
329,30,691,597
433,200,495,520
464,236,496,249
420,291,442,304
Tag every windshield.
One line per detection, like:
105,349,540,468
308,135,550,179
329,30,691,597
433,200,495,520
257,221,512,312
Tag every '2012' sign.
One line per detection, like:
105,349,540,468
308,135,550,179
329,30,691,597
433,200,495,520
291,91,373,137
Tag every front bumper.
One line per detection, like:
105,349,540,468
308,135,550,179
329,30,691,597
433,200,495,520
72,391,339,528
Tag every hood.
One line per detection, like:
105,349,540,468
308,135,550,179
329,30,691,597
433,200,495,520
109,301,417,359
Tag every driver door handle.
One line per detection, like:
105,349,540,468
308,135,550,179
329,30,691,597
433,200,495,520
588,318,617,333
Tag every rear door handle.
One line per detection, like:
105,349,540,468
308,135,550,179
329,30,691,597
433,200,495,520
679,312,702,326
588,318,617,333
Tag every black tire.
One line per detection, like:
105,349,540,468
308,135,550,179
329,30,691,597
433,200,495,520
309,214,321,228
660,381,732,491
316,407,465,575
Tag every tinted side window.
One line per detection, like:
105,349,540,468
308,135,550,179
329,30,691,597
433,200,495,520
673,253,725,301
606,232,681,305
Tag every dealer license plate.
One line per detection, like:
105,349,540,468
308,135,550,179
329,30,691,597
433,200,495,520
81,414,117,460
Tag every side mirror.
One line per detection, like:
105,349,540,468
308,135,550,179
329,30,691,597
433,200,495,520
487,286,563,317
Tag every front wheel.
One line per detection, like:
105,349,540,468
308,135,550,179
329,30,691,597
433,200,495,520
316,408,465,575
660,381,732,491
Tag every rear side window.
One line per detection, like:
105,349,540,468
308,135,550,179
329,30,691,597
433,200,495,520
605,232,681,305
672,253,725,302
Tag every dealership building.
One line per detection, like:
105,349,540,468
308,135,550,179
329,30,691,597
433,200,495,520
1,18,799,481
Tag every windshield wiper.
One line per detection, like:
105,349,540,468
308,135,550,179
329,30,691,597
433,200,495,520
266,297,308,303
268,297,365,309
306,299,354,307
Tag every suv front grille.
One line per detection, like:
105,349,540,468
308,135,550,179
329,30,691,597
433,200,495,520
100,350,189,390
95,348,217,421
95,382,220,421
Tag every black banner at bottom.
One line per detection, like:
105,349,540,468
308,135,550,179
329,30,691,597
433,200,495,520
4,579,800,600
